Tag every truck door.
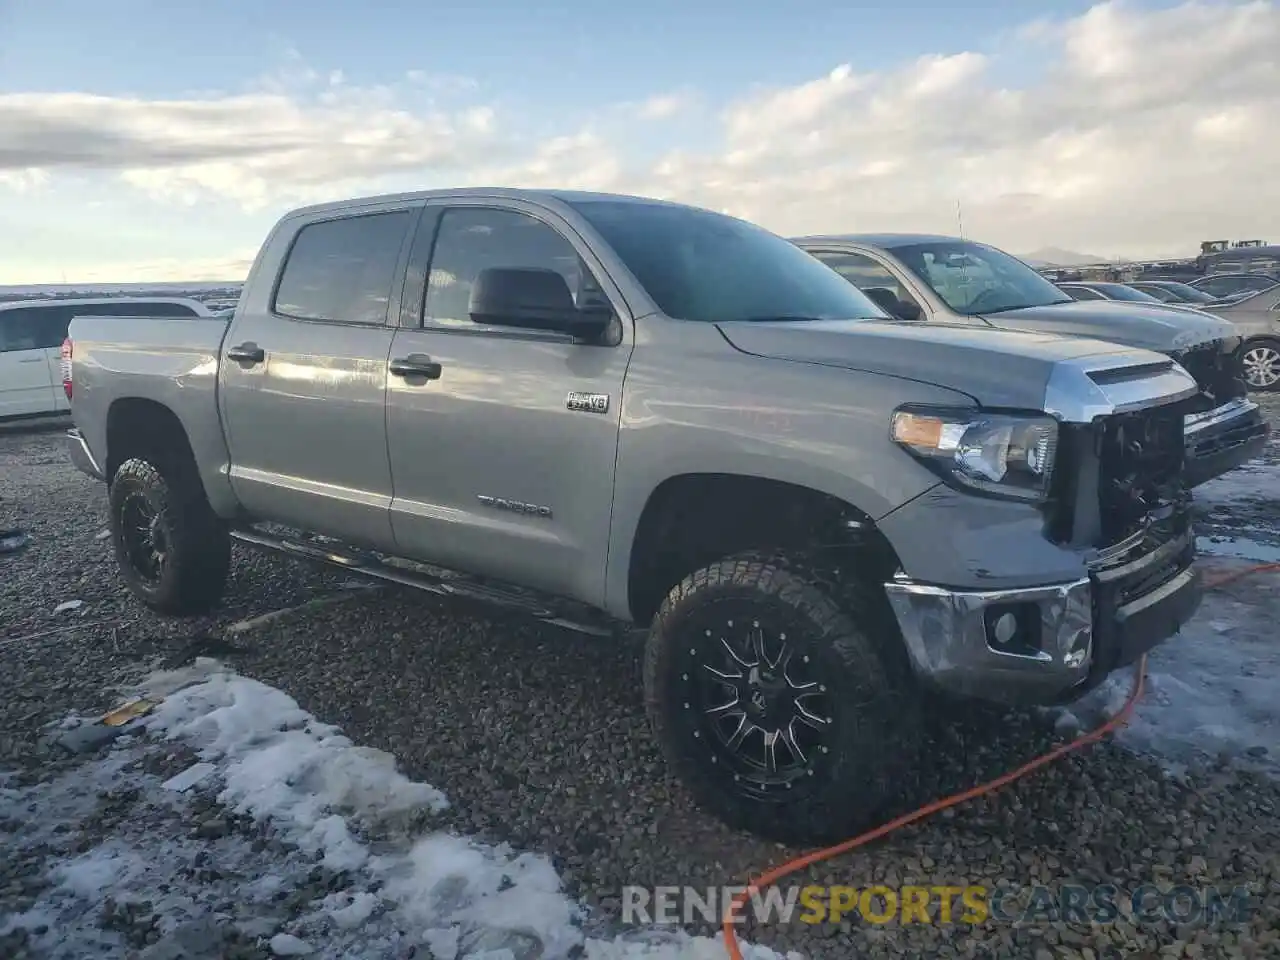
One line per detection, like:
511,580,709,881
385,201,632,607
0,307,59,418
216,204,418,550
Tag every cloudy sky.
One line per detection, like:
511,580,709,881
0,0,1275,284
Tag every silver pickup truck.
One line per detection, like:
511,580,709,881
66,189,1209,844
792,233,1271,486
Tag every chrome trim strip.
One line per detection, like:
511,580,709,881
1183,397,1259,434
66,428,105,481
1044,352,1200,424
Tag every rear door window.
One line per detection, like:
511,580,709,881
0,305,72,349
273,210,414,324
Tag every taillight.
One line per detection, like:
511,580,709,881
61,337,73,400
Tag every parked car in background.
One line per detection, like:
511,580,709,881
1197,283,1280,391
1056,281,1165,304
791,233,1269,484
1126,280,1231,306
1189,273,1279,300
1,297,212,422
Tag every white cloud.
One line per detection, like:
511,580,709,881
636,91,695,120
1,0,1277,280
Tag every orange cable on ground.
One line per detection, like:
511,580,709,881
720,560,1280,960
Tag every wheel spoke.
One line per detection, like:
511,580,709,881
794,699,831,730
781,720,808,764
762,730,780,774
748,627,767,666
705,695,741,719
724,714,755,752
701,662,741,681
719,636,754,670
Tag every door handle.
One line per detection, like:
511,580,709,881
389,354,443,380
19,358,44,363
227,342,265,364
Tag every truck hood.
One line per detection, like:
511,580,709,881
715,318,1194,414
977,300,1234,352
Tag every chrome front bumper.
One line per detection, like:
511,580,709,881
884,524,1202,706
883,578,1094,705
66,428,105,481
1183,397,1270,488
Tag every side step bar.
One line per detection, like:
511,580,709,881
229,528,619,638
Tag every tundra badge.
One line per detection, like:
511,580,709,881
477,495,553,519
566,391,610,414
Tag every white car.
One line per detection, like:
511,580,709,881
0,297,212,422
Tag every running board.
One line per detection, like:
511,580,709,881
229,528,620,638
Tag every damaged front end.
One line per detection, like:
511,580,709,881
884,353,1207,707
1170,337,1270,487
1049,399,1200,693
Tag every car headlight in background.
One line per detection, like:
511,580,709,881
891,408,1058,502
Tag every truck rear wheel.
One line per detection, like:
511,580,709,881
643,551,925,845
108,457,230,616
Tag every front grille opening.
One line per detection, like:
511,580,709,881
1097,405,1188,543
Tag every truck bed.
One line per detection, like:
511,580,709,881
65,313,232,499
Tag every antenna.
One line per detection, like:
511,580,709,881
955,200,965,239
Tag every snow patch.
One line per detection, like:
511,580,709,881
1194,459,1280,507
1196,535,1280,563
1051,585,1278,778
112,661,798,959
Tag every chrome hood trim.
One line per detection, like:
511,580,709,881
1044,350,1200,424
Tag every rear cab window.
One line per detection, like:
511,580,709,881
273,211,414,324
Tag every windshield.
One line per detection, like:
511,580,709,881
565,199,890,323
1088,283,1162,302
885,239,1074,316
1157,281,1217,303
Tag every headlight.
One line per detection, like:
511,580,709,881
890,407,1059,502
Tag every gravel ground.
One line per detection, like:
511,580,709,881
1,410,1279,959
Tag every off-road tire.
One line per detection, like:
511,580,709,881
643,550,926,845
108,456,231,615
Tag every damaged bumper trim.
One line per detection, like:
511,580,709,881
883,576,1094,706
66,428,105,481
885,522,1203,707
1182,397,1270,488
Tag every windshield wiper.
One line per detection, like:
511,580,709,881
977,299,1074,314
731,314,882,323
732,314,830,322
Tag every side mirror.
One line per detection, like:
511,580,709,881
468,267,611,336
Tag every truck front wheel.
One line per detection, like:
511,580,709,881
643,552,925,845
108,457,231,616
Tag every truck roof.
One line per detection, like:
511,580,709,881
0,296,208,311
283,187,702,221
789,233,967,249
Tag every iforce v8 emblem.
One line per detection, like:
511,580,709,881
566,391,610,414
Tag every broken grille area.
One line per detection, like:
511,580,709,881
1096,404,1187,544
1046,400,1191,551
1171,339,1247,411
